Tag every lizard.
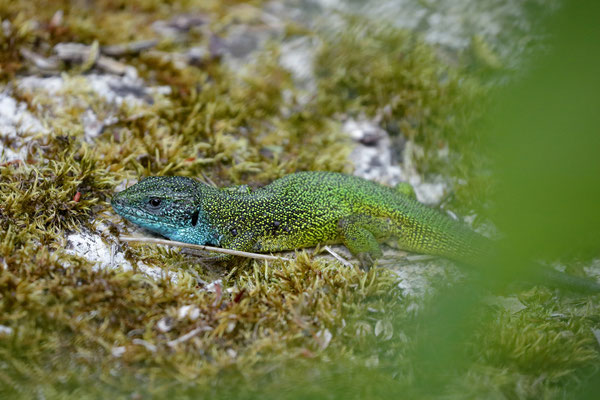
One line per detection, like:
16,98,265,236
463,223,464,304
111,171,600,292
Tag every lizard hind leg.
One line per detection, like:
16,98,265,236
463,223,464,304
337,215,393,270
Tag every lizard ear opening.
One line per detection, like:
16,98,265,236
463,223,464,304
191,210,199,226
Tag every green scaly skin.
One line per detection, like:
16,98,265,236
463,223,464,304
111,171,600,292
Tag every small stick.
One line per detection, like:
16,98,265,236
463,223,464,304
323,246,353,268
403,254,437,262
119,236,291,262
199,171,217,187
101,39,158,57
167,326,212,347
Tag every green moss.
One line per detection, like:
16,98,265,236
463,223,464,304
0,249,403,398
314,17,492,214
0,147,115,244
0,0,265,80
448,289,600,399
474,290,599,378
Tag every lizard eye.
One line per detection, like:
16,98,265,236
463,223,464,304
148,197,162,208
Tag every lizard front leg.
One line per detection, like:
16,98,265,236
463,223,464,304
337,215,394,270
211,230,257,261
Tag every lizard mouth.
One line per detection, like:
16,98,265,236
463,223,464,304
111,197,181,237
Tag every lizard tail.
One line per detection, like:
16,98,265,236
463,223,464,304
533,266,600,293
391,201,494,266
392,201,600,293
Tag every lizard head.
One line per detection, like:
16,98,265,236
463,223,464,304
111,176,218,245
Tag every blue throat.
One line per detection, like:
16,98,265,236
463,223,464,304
133,208,220,246
166,223,220,246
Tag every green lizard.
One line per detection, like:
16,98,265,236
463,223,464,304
111,171,600,292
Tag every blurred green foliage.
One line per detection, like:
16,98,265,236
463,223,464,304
491,3,600,262
406,1,600,398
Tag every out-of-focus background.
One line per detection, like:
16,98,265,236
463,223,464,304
1,1,599,399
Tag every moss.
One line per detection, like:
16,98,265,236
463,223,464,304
0,0,265,80
474,290,599,379
0,250,404,398
446,289,600,399
313,17,492,214
0,147,115,244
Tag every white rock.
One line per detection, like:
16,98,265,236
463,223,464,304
111,346,126,357
64,227,178,283
177,305,201,321
0,325,13,335
0,92,47,162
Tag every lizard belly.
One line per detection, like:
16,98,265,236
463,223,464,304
251,219,341,252
254,231,341,253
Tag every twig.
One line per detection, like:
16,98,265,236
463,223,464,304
53,42,131,75
102,39,158,57
403,254,437,262
167,326,213,347
19,48,60,71
199,171,217,187
323,246,353,268
119,236,291,262
95,56,130,75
